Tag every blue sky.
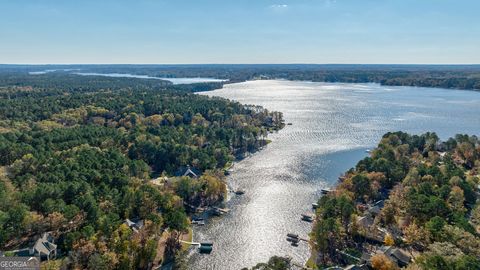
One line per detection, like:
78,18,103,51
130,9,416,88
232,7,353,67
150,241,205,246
1,0,479,64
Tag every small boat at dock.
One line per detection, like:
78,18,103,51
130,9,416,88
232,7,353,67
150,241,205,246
198,242,214,253
192,220,205,226
199,245,213,253
301,214,314,222
287,233,299,239
286,237,300,243
321,188,331,195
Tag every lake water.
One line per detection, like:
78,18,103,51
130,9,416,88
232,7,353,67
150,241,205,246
74,72,227,85
188,80,480,270
28,69,80,75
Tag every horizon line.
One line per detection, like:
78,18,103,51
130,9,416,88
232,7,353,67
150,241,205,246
1,63,480,66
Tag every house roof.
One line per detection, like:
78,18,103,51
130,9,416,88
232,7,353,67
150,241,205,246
357,215,374,228
367,200,384,215
33,233,57,255
368,205,381,215
376,246,411,266
175,165,201,178
135,220,144,229
124,218,136,227
184,168,198,178
124,218,144,233
373,200,385,207
387,248,411,265
360,252,371,264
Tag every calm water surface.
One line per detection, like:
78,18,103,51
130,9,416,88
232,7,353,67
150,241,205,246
188,80,480,270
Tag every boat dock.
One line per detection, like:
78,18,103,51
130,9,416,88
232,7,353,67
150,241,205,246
320,188,331,195
286,233,310,247
211,206,230,216
183,202,206,213
180,240,214,254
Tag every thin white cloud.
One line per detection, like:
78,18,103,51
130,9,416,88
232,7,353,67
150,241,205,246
270,4,288,9
269,4,289,13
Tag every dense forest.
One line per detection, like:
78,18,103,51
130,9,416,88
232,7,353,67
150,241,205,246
2,64,480,91
310,132,480,270
0,73,284,269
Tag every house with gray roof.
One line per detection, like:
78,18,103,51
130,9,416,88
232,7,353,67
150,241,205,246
175,165,202,178
384,247,411,267
32,232,57,261
124,218,144,233
374,246,411,267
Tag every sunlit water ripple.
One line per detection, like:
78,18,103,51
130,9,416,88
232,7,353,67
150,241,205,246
188,80,480,270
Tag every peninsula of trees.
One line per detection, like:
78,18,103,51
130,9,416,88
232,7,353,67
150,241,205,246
0,73,284,269
311,132,480,270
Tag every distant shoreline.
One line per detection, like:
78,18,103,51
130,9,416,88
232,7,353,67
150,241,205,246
2,64,477,92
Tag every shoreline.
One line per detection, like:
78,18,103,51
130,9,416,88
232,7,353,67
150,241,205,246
185,132,281,260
